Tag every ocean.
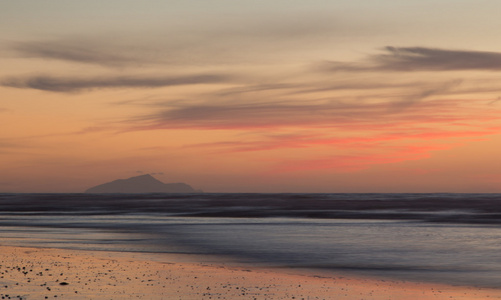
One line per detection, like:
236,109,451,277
1,193,501,288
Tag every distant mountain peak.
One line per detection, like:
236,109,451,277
125,174,161,182
85,174,201,193
136,174,154,178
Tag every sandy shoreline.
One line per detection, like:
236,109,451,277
0,245,500,299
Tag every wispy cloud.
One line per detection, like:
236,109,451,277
187,128,499,154
2,73,231,92
216,84,295,96
325,47,501,72
121,90,501,172
124,95,488,131
0,140,26,154
388,80,461,111
273,144,452,173
7,16,346,69
126,101,390,130
12,39,139,68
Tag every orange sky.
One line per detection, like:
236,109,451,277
2,1,501,192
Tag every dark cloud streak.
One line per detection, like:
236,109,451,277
125,98,471,131
129,102,360,130
2,74,231,92
9,15,346,68
326,47,501,72
13,40,136,68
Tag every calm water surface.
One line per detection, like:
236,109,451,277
1,193,501,288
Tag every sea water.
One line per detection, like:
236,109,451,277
1,193,501,288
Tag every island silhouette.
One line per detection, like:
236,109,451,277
85,174,200,193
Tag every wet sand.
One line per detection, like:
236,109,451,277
1,245,501,299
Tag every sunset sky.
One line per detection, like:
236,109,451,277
3,1,501,192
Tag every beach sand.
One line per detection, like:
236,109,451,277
0,245,500,299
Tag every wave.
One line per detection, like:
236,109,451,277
1,193,501,224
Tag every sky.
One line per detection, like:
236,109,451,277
2,1,501,193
